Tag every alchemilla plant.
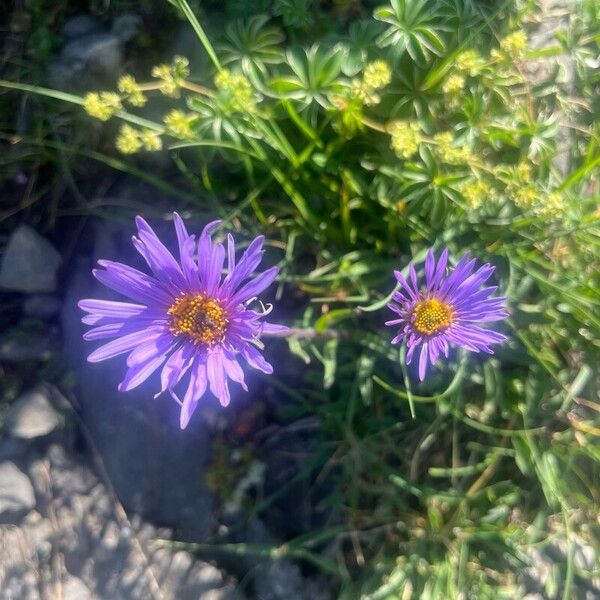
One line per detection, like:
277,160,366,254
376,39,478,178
4,0,598,597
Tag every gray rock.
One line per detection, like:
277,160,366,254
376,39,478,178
60,14,105,39
0,461,35,518
0,225,61,293
46,12,140,89
4,387,60,439
521,0,576,175
23,294,61,319
61,575,93,600
0,329,55,362
111,13,142,43
0,439,243,600
60,33,122,75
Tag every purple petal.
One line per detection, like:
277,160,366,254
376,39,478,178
87,328,163,363
242,344,273,374
118,350,169,392
425,249,435,291
221,236,264,294
207,350,230,407
94,261,172,307
431,248,448,290
201,242,225,295
261,322,290,335
180,359,208,429
160,344,194,394
79,299,147,318
418,342,429,380
228,267,278,305
222,349,248,391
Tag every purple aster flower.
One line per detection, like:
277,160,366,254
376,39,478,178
79,214,287,429
386,248,508,380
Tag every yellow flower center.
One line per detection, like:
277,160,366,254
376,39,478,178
168,293,229,345
413,298,454,335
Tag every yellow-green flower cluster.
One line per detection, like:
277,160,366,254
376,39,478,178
442,73,465,95
511,184,539,209
455,50,484,77
534,191,565,219
115,125,163,154
363,60,392,91
388,121,422,159
152,55,190,96
461,179,494,209
433,132,473,165
117,75,146,107
515,161,532,182
214,69,255,112
352,60,392,106
83,92,122,121
164,109,195,139
499,31,527,58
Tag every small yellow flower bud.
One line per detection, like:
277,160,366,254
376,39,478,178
512,184,539,209
461,179,494,209
83,92,122,121
115,125,142,154
455,50,484,76
140,130,163,151
117,74,147,107
534,192,565,219
363,60,392,91
500,31,527,58
164,109,195,139
388,121,422,160
442,73,465,95
214,69,255,112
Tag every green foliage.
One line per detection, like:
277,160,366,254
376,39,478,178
374,0,451,62
2,0,599,596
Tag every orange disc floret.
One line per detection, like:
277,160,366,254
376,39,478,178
168,293,229,345
412,298,453,335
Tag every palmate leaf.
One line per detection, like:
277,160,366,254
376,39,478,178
274,0,314,30
374,0,451,64
270,44,345,109
217,15,285,79
338,19,384,77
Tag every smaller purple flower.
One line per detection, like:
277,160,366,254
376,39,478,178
386,248,508,380
79,214,288,429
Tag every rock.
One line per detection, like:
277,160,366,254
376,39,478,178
61,575,93,600
23,294,61,319
521,0,576,175
60,13,104,39
47,12,140,89
4,387,60,439
0,461,35,518
111,13,142,43
61,219,215,541
0,225,61,293
60,33,122,75
0,329,55,361
0,438,243,599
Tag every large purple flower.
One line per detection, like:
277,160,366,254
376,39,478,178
386,248,508,380
79,214,287,428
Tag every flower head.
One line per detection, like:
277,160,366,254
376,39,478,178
386,249,508,380
389,121,422,159
363,60,392,91
83,92,122,121
79,214,287,429
115,125,143,154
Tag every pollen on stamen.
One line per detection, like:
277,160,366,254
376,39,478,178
168,293,229,345
412,298,454,335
